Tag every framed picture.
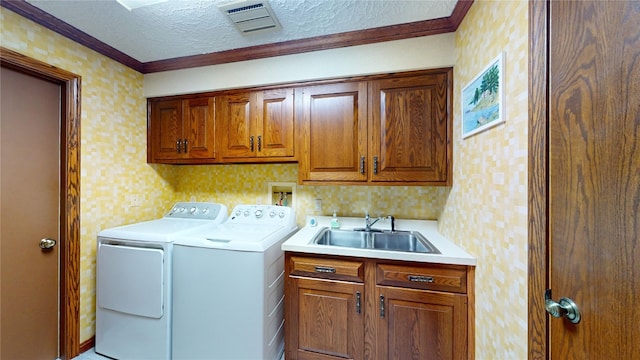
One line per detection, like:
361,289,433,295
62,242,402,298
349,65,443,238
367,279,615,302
461,53,505,138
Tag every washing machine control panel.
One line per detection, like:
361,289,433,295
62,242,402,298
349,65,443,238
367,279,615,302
230,205,295,226
165,202,228,221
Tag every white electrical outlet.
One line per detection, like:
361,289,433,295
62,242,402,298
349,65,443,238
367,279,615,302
314,198,322,212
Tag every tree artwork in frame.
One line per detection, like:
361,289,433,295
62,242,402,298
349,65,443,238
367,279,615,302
462,52,505,139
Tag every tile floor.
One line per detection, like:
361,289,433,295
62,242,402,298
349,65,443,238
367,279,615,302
72,348,109,360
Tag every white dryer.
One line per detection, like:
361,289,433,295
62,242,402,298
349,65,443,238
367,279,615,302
95,202,228,360
172,205,298,360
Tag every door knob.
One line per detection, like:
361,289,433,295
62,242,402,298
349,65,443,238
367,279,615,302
39,238,57,250
545,289,581,324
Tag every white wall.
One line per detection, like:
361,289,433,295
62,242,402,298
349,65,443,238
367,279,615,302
143,33,455,97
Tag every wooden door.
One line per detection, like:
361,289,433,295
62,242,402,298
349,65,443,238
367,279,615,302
1,67,60,359
149,99,185,161
287,277,364,360
184,97,216,159
376,286,467,360
256,88,294,158
297,83,368,183
545,1,640,358
369,71,451,184
218,93,254,159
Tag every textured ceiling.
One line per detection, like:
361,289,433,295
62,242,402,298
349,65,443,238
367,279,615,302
25,0,458,63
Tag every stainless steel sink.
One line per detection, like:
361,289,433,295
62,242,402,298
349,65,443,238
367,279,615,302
311,228,440,254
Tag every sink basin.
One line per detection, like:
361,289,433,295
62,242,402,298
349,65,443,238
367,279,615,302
311,228,440,254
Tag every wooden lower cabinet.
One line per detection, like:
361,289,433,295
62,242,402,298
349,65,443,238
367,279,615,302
285,253,474,360
376,286,468,360
289,278,364,359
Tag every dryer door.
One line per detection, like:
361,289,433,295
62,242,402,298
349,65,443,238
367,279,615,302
97,243,164,318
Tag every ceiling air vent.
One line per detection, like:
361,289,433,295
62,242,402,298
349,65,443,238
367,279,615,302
218,0,282,34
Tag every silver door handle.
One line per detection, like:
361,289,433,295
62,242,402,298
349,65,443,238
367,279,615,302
39,238,57,249
545,289,581,324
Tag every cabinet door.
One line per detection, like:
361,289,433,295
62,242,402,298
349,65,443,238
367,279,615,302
297,83,368,183
369,72,451,184
256,88,294,158
184,97,216,159
148,99,185,161
217,93,254,159
287,277,364,360
376,286,467,360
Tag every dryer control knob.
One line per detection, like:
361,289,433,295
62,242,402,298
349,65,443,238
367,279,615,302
269,211,276,218
255,210,263,218
279,211,286,218
190,206,197,214
244,210,250,217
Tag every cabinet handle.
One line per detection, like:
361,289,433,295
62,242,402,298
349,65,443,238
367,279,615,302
379,295,385,318
183,139,188,153
356,291,361,314
408,275,434,283
176,139,182,153
373,156,379,175
250,136,254,152
257,135,262,152
314,266,336,273
360,156,365,174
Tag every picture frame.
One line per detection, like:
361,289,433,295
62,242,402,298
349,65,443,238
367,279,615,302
461,52,505,139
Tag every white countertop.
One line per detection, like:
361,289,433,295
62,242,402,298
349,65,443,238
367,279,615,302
282,216,477,266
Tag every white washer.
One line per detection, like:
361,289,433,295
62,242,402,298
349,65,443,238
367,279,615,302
95,202,228,360
172,204,298,360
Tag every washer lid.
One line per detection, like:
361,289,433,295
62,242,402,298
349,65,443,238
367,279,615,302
98,218,217,243
174,224,298,252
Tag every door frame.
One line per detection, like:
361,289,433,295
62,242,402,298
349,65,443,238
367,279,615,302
528,0,549,358
0,47,81,359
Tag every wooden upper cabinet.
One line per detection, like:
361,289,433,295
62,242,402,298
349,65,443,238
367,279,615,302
148,97,216,163
370,71,451,184
217,93,252,159
296,82,368,183
146,69,451,175
297,69,452,185
218,88,295,162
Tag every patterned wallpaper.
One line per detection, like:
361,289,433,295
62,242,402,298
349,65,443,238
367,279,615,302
1,8,178,342
439,0,529,358
174,164,448,225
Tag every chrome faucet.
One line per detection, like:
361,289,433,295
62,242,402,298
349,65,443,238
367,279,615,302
364,213,395,232
364,213,381,231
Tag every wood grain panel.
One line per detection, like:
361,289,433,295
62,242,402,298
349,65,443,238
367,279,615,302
289,277,365,360
258,88,294,158
185,97,216,159
289,255,364,282
376,263,467,293
299,82,368,182
218,93,253,159
376,286,467,360
527,0,550,358
370,70,452,184
548,1,640,358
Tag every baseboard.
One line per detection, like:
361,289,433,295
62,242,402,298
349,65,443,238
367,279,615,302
79,337,95,354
